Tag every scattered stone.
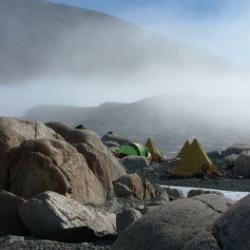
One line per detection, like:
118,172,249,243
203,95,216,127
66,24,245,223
18,191,116,238
114,174,156,200
116,208,142,233
0,237,110,250
233,150,250,178
188,189,223,198
224,154,239,169
121,156,150,174
163,187,185,199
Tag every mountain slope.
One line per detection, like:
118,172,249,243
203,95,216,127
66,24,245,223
0,0,231,84
25,96,250,155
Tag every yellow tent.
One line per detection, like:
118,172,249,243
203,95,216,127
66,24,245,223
145,138,163,161
172,139,220,177
176,140,190,158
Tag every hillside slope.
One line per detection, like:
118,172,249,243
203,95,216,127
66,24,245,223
0,0,231,84
25,96,250,155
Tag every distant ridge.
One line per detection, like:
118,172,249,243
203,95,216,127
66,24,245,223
24,95,250,155
0,0,232,84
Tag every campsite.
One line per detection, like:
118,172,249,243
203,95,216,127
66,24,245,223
1,0,250,249
0,118,250,250
102,131,250,191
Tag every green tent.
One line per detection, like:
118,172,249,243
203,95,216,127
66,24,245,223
117,143,149,158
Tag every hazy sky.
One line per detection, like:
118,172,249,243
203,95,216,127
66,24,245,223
49,0,250,66
0,0,250,123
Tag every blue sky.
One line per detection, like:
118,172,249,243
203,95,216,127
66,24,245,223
49,0,230,20
48,0,250,66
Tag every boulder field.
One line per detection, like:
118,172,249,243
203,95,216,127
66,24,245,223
0,117,250,249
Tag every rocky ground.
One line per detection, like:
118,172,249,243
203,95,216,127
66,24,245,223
158,178,250,192
0,236,110,250
0,117,250,250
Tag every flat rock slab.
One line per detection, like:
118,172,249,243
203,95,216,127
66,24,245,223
19,191,116,238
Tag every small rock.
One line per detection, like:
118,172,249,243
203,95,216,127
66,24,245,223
116,208,142,233
121,156,150,174
114,174,156,201
164,187,185,199
233,150,250,178
188,189,223,198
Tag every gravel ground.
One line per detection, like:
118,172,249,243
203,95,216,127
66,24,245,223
0,237,110,250
156,178,250,192
136,165,250,192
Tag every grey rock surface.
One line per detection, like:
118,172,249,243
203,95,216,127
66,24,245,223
0,190,28,236
234,150,250,178
46,122,126,200
3,139,104,205
111,195,233,250
121,156,150,174
182,231,221,250
116,208,142,233
0,117,62,154
188,189,224,198
213,194,250,250
19,191,116,238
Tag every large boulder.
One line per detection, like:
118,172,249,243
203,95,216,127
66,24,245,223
0,117,62,154
19,191,116,238
224,153,239,169
121,156,150,173
0,190,28,236
224,144,250,156
116,208,142,233
2,139,105,205
111,194,233,250
114,174,156,201
233,150,250,178
101,132,132,147
182,231,220,250
46,122,126,200
213,194,250,250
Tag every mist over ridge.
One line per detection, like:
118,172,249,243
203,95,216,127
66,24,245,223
0,0,249,153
